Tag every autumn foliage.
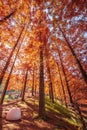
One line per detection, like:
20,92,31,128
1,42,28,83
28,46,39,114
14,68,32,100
0,0,87,118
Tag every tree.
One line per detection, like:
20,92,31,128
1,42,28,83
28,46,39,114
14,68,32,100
56,44,73,104
0,1,87,124
45,46,54,103
32,68,35,96
0,46,19,104
59,26,87,83
56,62,67,106
21,67,28,101
39,45,45,117
0,25,25,85
0,23,27,104
47,62,54,103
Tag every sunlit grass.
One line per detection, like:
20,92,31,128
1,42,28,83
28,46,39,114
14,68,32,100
45,97,82,127
45,98,71,117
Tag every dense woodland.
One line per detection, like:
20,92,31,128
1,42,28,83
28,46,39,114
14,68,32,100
0,0,87,130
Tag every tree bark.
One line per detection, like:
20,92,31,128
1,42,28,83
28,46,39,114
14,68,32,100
56,62,67,107
56,44,73,104
34,84,37,97
44,44,54,103
0,45,20,104
47,64,54,103
21,68,28,101
32,68,34,96
39,45,45,118
0,26,26,104
0,25,25,85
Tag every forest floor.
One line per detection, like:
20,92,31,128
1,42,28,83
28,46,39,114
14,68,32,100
0,97,86,130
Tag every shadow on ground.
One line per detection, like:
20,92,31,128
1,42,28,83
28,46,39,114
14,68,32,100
0,97,82,130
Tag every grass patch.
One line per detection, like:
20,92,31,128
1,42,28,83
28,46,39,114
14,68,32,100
45,98,71,118
45,98,82,128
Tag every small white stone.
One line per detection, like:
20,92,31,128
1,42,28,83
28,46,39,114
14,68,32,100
6,107,21,121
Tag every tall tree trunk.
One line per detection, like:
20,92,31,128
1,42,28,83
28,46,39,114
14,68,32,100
47,64,54,103
0,49,19,104
59,26,87,83
0,25,25,85
39,45,45,118
0,104,2,129
34,84,37,97
56,62,67,107
21,68,28,101
32,68,34,96
0,27,26,104
56,44,73,104
44,44,54,103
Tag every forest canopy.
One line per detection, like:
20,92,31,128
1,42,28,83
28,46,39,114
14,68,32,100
0,0,87,107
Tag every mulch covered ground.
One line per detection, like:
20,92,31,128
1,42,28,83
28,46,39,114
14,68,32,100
0,97,79,130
